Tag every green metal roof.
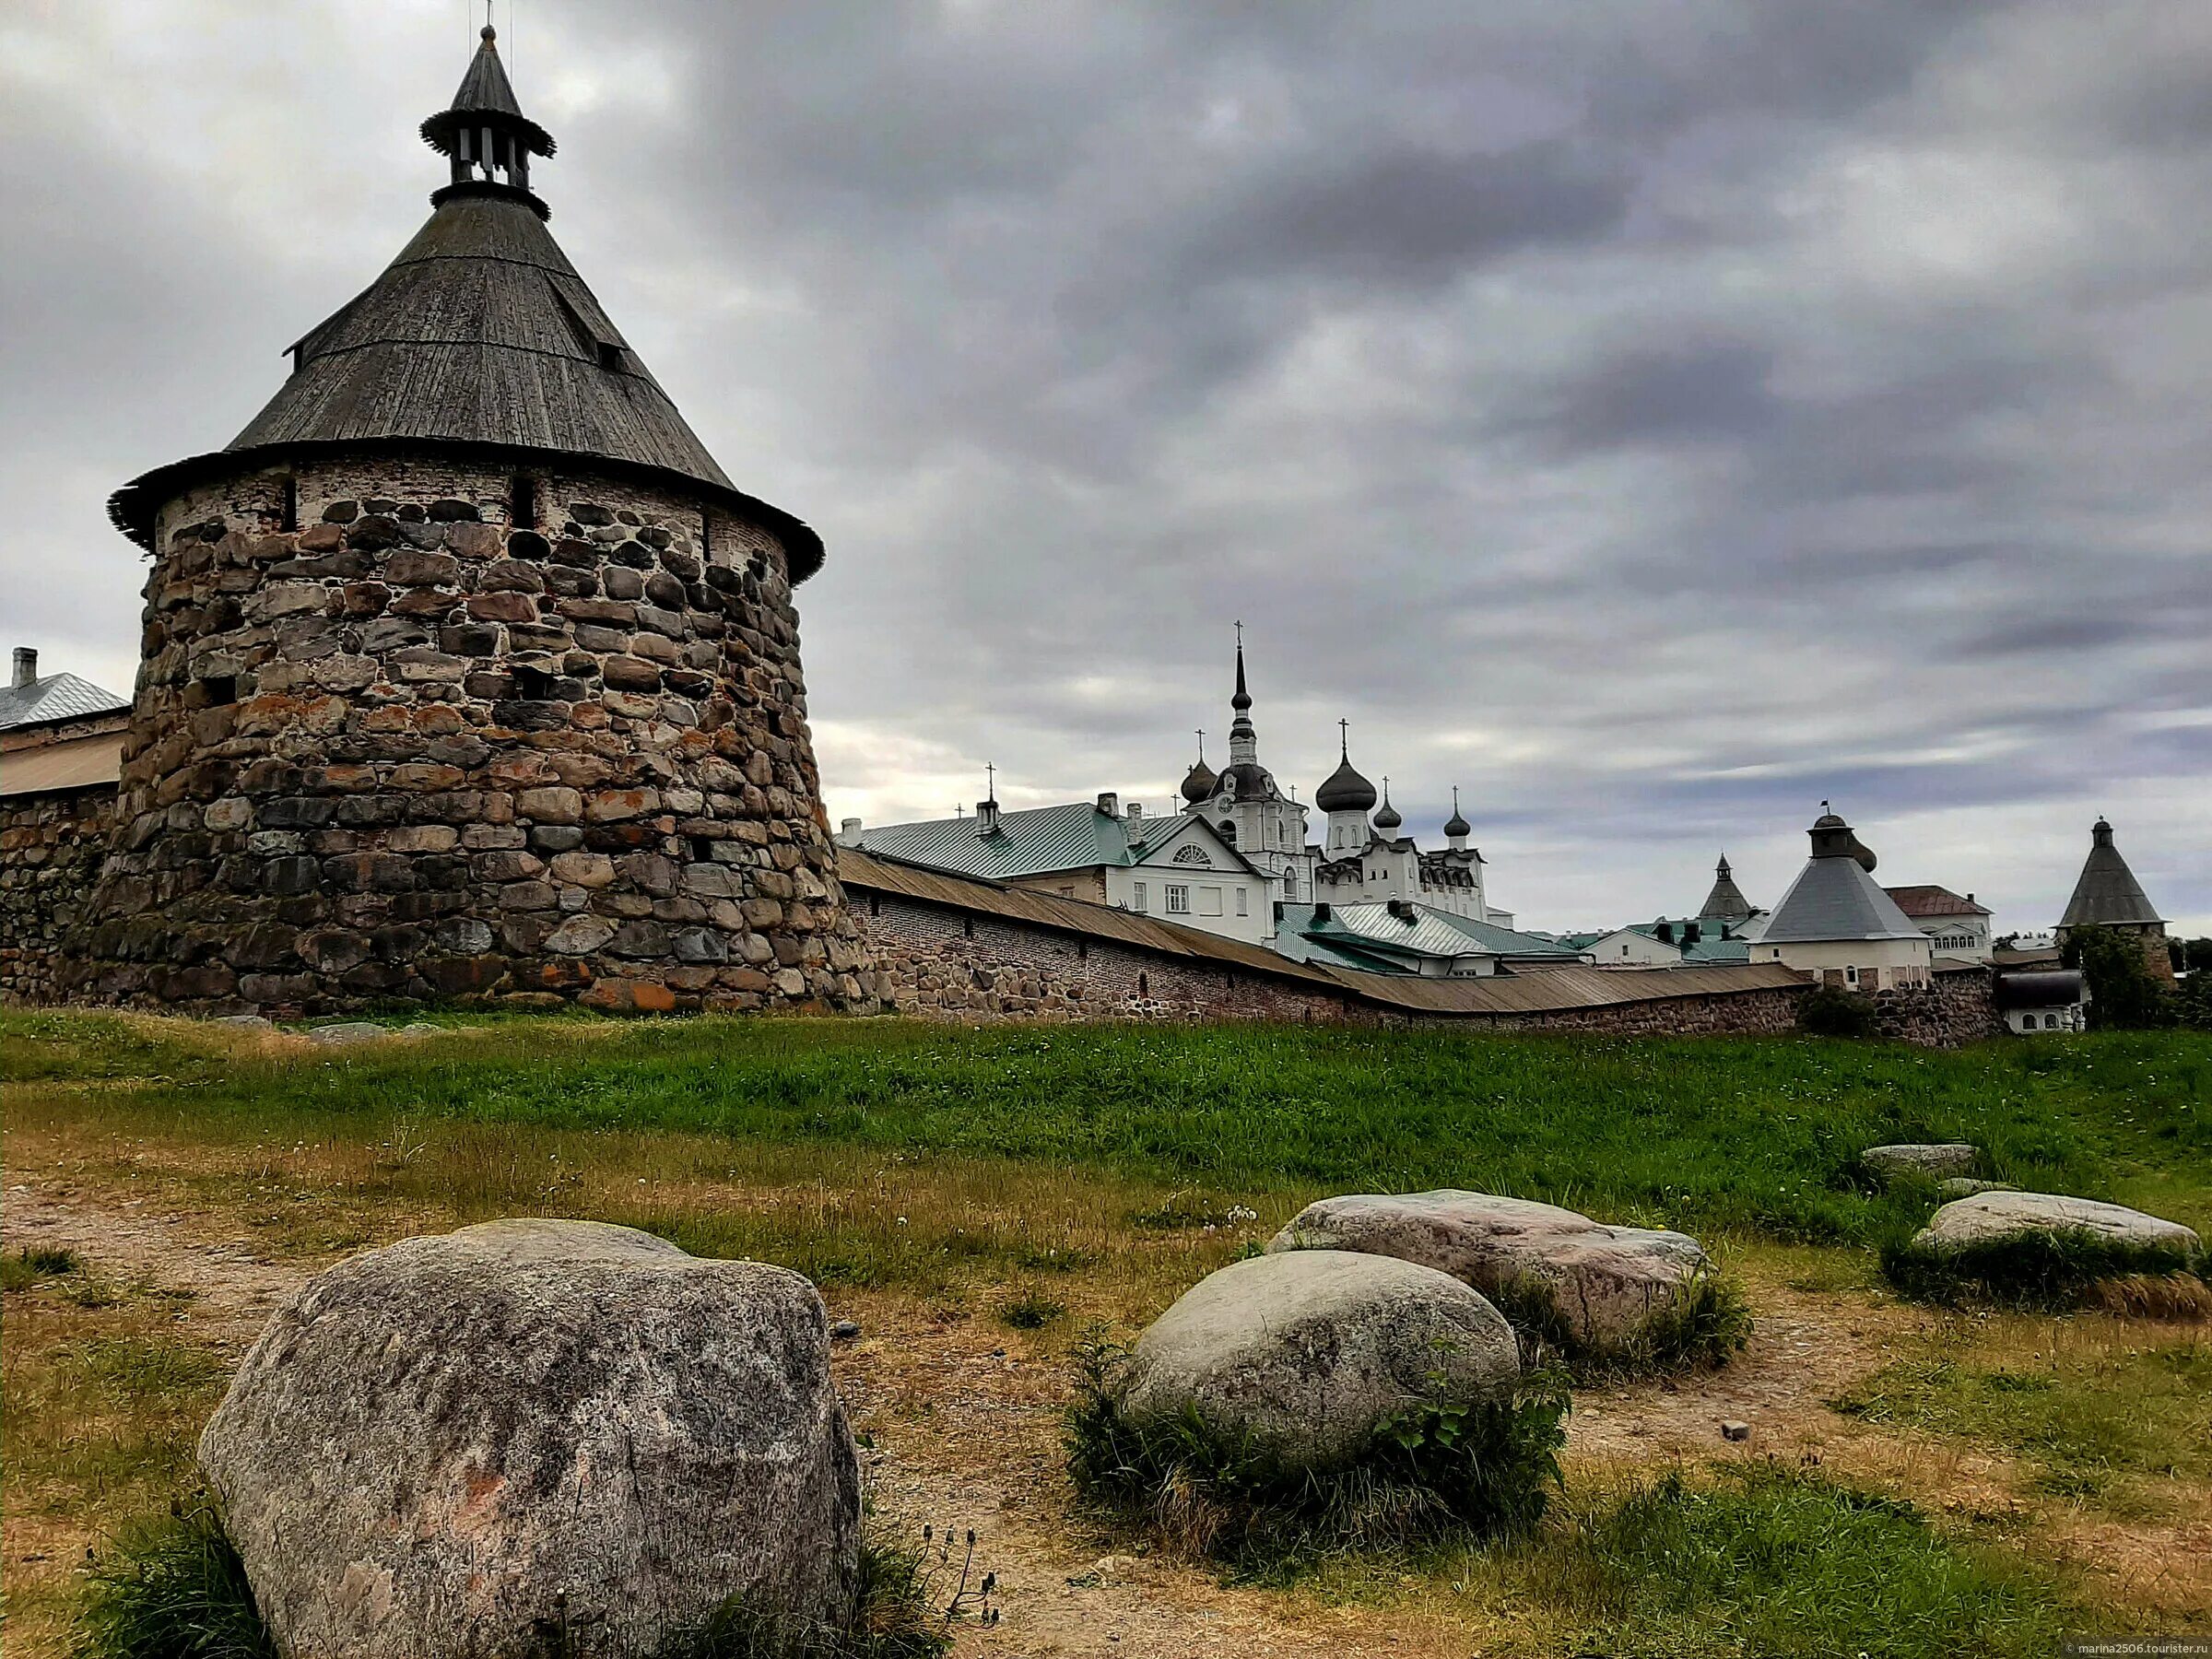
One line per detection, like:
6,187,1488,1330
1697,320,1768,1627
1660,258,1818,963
847,804,1258,884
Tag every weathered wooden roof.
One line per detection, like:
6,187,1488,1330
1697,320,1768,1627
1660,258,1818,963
109,33,822,581
420,27,554,158
2059,819,2164,928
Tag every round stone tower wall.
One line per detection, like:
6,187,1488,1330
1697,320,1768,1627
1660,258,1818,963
66,455,871,1015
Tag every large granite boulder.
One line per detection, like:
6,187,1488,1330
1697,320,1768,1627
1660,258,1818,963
1862,1143,1980,1182
1269,1191,1714,1359
1115,1249,1520,1467
200,1219,861,1659
1912,1191,2201,1257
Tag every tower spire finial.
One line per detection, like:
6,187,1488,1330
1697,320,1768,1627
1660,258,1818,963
1230,621,1251,712
1338,717,1349,759
1194,728,1206,762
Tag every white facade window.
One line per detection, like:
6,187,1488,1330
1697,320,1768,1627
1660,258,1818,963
1845,964,1859,986
1235,890,1248,916
1166,884,1190,914
1199,887,1223,916
1131,882,1146,912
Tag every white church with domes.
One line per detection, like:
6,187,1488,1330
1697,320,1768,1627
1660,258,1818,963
1172,638,1512,927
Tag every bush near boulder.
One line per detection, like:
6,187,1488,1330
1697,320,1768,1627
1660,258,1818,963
1065,1329,1567,1574
1797,986,1880,1038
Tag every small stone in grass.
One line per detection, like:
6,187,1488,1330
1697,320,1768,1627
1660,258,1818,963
830,1319,861,1341
1721,1420,1751,1442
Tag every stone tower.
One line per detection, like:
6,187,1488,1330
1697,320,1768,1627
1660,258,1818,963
68,27,866,1015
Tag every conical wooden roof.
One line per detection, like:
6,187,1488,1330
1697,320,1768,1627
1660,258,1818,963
2059,819,2163,928
109,29,822,581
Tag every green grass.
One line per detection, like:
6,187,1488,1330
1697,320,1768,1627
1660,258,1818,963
2,1244,86,1292
73,1504,959,1659
1064,1331,1567,1576
995,1288,1066,1330
1548,1466,2073,1658
6,1015,2207,1252
1830,1343,2212,1509
1882,1228,2208,1312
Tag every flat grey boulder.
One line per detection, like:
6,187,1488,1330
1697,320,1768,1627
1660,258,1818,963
1913,1191,2201,1256
1270,1191,1711,1357
200,1218,860,1659
1862,1143,1980,1181
303,1020,391,1046
1116,1250,1519,1467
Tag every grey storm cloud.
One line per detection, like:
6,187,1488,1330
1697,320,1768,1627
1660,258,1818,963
1,0,2206,935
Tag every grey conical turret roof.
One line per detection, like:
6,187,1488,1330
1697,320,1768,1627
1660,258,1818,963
2060,818,2164,927
1699,854,1756,924
420,26,555,158
109,27,822,581
1759,811,1924,944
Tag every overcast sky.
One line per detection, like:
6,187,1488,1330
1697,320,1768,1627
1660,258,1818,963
3,0,2206,934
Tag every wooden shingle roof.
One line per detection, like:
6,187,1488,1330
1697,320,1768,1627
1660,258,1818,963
108,30,822,582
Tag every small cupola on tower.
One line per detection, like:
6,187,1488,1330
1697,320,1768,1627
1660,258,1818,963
1442,787,1471,852
1181,731,1218,806
421,23,557,218
1372,779,1403,837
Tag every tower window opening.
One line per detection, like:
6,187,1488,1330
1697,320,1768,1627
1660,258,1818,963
512,474,536,530
280,476,299,533
511,664,557,700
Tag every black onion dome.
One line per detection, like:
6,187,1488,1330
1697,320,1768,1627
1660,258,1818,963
1217,761,1277,800
1443,804,1472,838
1316,753,1377,812
1373,789,1403,832
1180,759,1218,804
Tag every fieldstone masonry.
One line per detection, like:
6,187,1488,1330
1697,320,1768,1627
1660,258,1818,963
0,785,117,1005
65,457,867,1016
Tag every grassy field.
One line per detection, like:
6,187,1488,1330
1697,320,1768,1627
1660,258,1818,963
4,1012,2208,1656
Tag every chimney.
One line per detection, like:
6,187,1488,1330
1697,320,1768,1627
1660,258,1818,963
1312,902,1332,923
1388,898,1414,921
1096,791,1119,817
11,647,34,688
975,799,1001,835
1126,801,1144,822
838,818,862,844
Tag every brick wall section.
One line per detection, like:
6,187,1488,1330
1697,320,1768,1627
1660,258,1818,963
64,454,865,1017
0,785,116,1005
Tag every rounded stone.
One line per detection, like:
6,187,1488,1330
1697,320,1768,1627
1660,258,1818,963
1116,1249,1520,1467
1913,1191,2200,1256
1270,1190,1713,1357
198,1219,861,1659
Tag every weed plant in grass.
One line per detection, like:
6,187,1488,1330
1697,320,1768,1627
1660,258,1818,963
1882,1228,2209,1312
8,1014,2205,1250
1064,1332,1567,1576
74,1503,962,1659
2,1244,85,1291
1550,1466,2074,1658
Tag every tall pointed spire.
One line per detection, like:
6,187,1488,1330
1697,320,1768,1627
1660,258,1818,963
1227,621,1259,766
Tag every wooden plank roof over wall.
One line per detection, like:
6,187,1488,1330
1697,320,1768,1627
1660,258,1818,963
838,848,1810,1018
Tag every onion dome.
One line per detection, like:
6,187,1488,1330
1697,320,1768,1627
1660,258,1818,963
1315,728,1378,813
1442,786,1471,840
1373,780,1402,833
1181,757,1218,804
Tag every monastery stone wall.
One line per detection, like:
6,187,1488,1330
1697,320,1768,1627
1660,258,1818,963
1,785,116,1006
853,887,1827,1038
65,455,865,1016
856,891,1359,1024
1868,968,2005,1047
